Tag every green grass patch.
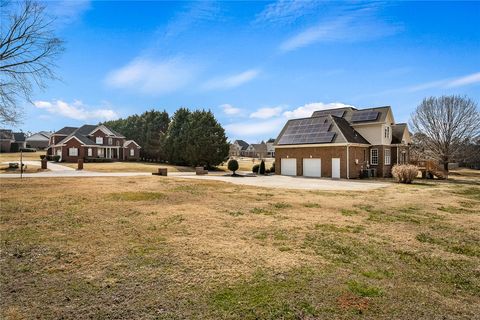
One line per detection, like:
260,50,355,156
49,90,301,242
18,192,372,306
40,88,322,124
228,210,244,217
250,207,272,215
303,202,321,208
347,280,383,297
340,209,359,216
453,187,480,201
271,202,292,209
210,268,318,319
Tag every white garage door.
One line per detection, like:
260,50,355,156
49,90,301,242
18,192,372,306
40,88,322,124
303,158,321,177
332,158,341,179
281,158,297,176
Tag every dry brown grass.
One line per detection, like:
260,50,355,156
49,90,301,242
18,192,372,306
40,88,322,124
0,163,49,174
60,161,195,173
0,151,45,162
0,172,479,319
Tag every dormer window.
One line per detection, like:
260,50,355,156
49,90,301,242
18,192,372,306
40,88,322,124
108,137,113,145
384,126,390,139
96,137,103,144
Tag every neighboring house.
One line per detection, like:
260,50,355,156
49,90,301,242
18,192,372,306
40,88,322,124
26,131,52,150
245,142,268,158
274,106,411,179
229,139,249,157
0,129,26,152
47,124,141,162
266,138,275,157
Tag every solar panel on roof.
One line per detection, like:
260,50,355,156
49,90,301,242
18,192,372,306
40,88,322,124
277,117,336,145
312,109,345,118
351,111,379,122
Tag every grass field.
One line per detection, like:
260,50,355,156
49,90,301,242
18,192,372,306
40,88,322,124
0,151,46,162
60,161,195,173
0,171,479,319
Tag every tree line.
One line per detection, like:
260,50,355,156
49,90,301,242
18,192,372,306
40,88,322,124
103,108,229,167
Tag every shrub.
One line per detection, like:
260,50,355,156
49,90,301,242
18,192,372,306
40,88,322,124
227,159,239,175
53,155,61,162
40,155,46,160
392,164,418,184
265,169,270,174
259,160,266,174
270,161,275,173
252,164,260,174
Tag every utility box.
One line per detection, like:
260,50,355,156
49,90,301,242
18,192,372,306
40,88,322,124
41,158,47,169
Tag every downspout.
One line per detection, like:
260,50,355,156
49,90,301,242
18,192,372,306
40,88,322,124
346,144,350,179
397,145,399,164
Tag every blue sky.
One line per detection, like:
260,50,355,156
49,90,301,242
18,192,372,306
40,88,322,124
15,0,480,142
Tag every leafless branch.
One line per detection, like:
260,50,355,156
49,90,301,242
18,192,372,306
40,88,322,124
0,0,64,125
409,95,480,171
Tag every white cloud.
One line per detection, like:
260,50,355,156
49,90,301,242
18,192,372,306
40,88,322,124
250,106,284,119
225,118,285,137
446,72,480,88
105,57,197,95
202,69,260,90
220,104,242,116
164,2,221,38
255,0,319,24
407,71,480,92
283,102,355,119
34,100,119,121
48,0,91,24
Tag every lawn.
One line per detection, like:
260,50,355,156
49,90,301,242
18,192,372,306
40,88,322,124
0,172,479,319
0,151,46,162
60,161,195,173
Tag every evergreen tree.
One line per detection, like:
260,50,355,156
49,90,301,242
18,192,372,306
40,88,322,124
164,108,191,165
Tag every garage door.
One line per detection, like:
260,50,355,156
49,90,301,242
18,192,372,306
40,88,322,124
281,158,297,176
303,158,321,177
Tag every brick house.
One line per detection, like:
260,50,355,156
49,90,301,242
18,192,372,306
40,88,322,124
229,139,249,157
274,106,411,179
47,124,141,162
0,129,26,152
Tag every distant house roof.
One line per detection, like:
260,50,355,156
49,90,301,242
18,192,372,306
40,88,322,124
234,139,249,150
0,129,14,140
52,124,129,146
55,126,78,135
13,132,26,142
391,123,407,144
250,143,268,153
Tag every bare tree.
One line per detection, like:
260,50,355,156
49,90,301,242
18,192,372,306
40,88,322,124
0,0,64,125
410,95,480,172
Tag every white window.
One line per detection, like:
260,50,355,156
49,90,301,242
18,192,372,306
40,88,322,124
130,148,134,156
98,148,104,157
116,140,120,146
68,147,78,156
96,137,103,144
385,149,391,165
87,148,92,157
370,149,378,165
385,126,390,139
108,137,113,145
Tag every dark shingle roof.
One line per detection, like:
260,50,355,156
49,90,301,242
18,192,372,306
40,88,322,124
331,116,370,144
13,132,25,142
251,143,268,153
55,126,78,135
0,129,13,140
391,123,407,144
235,139,249,150
76,124,98,135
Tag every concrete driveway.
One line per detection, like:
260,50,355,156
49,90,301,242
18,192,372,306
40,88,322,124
0,162,389,191
2,160,75,171
177,174,389,191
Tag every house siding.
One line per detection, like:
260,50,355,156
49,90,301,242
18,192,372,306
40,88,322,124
275,146,369,179
62,139,85,162
124,142,140,161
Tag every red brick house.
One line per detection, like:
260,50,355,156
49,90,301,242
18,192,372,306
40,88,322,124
274,106,411,179
47,124,141,162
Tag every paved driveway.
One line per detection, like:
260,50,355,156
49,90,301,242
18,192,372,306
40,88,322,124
177,174,389,191
1,160,75,171
0,163,389,191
